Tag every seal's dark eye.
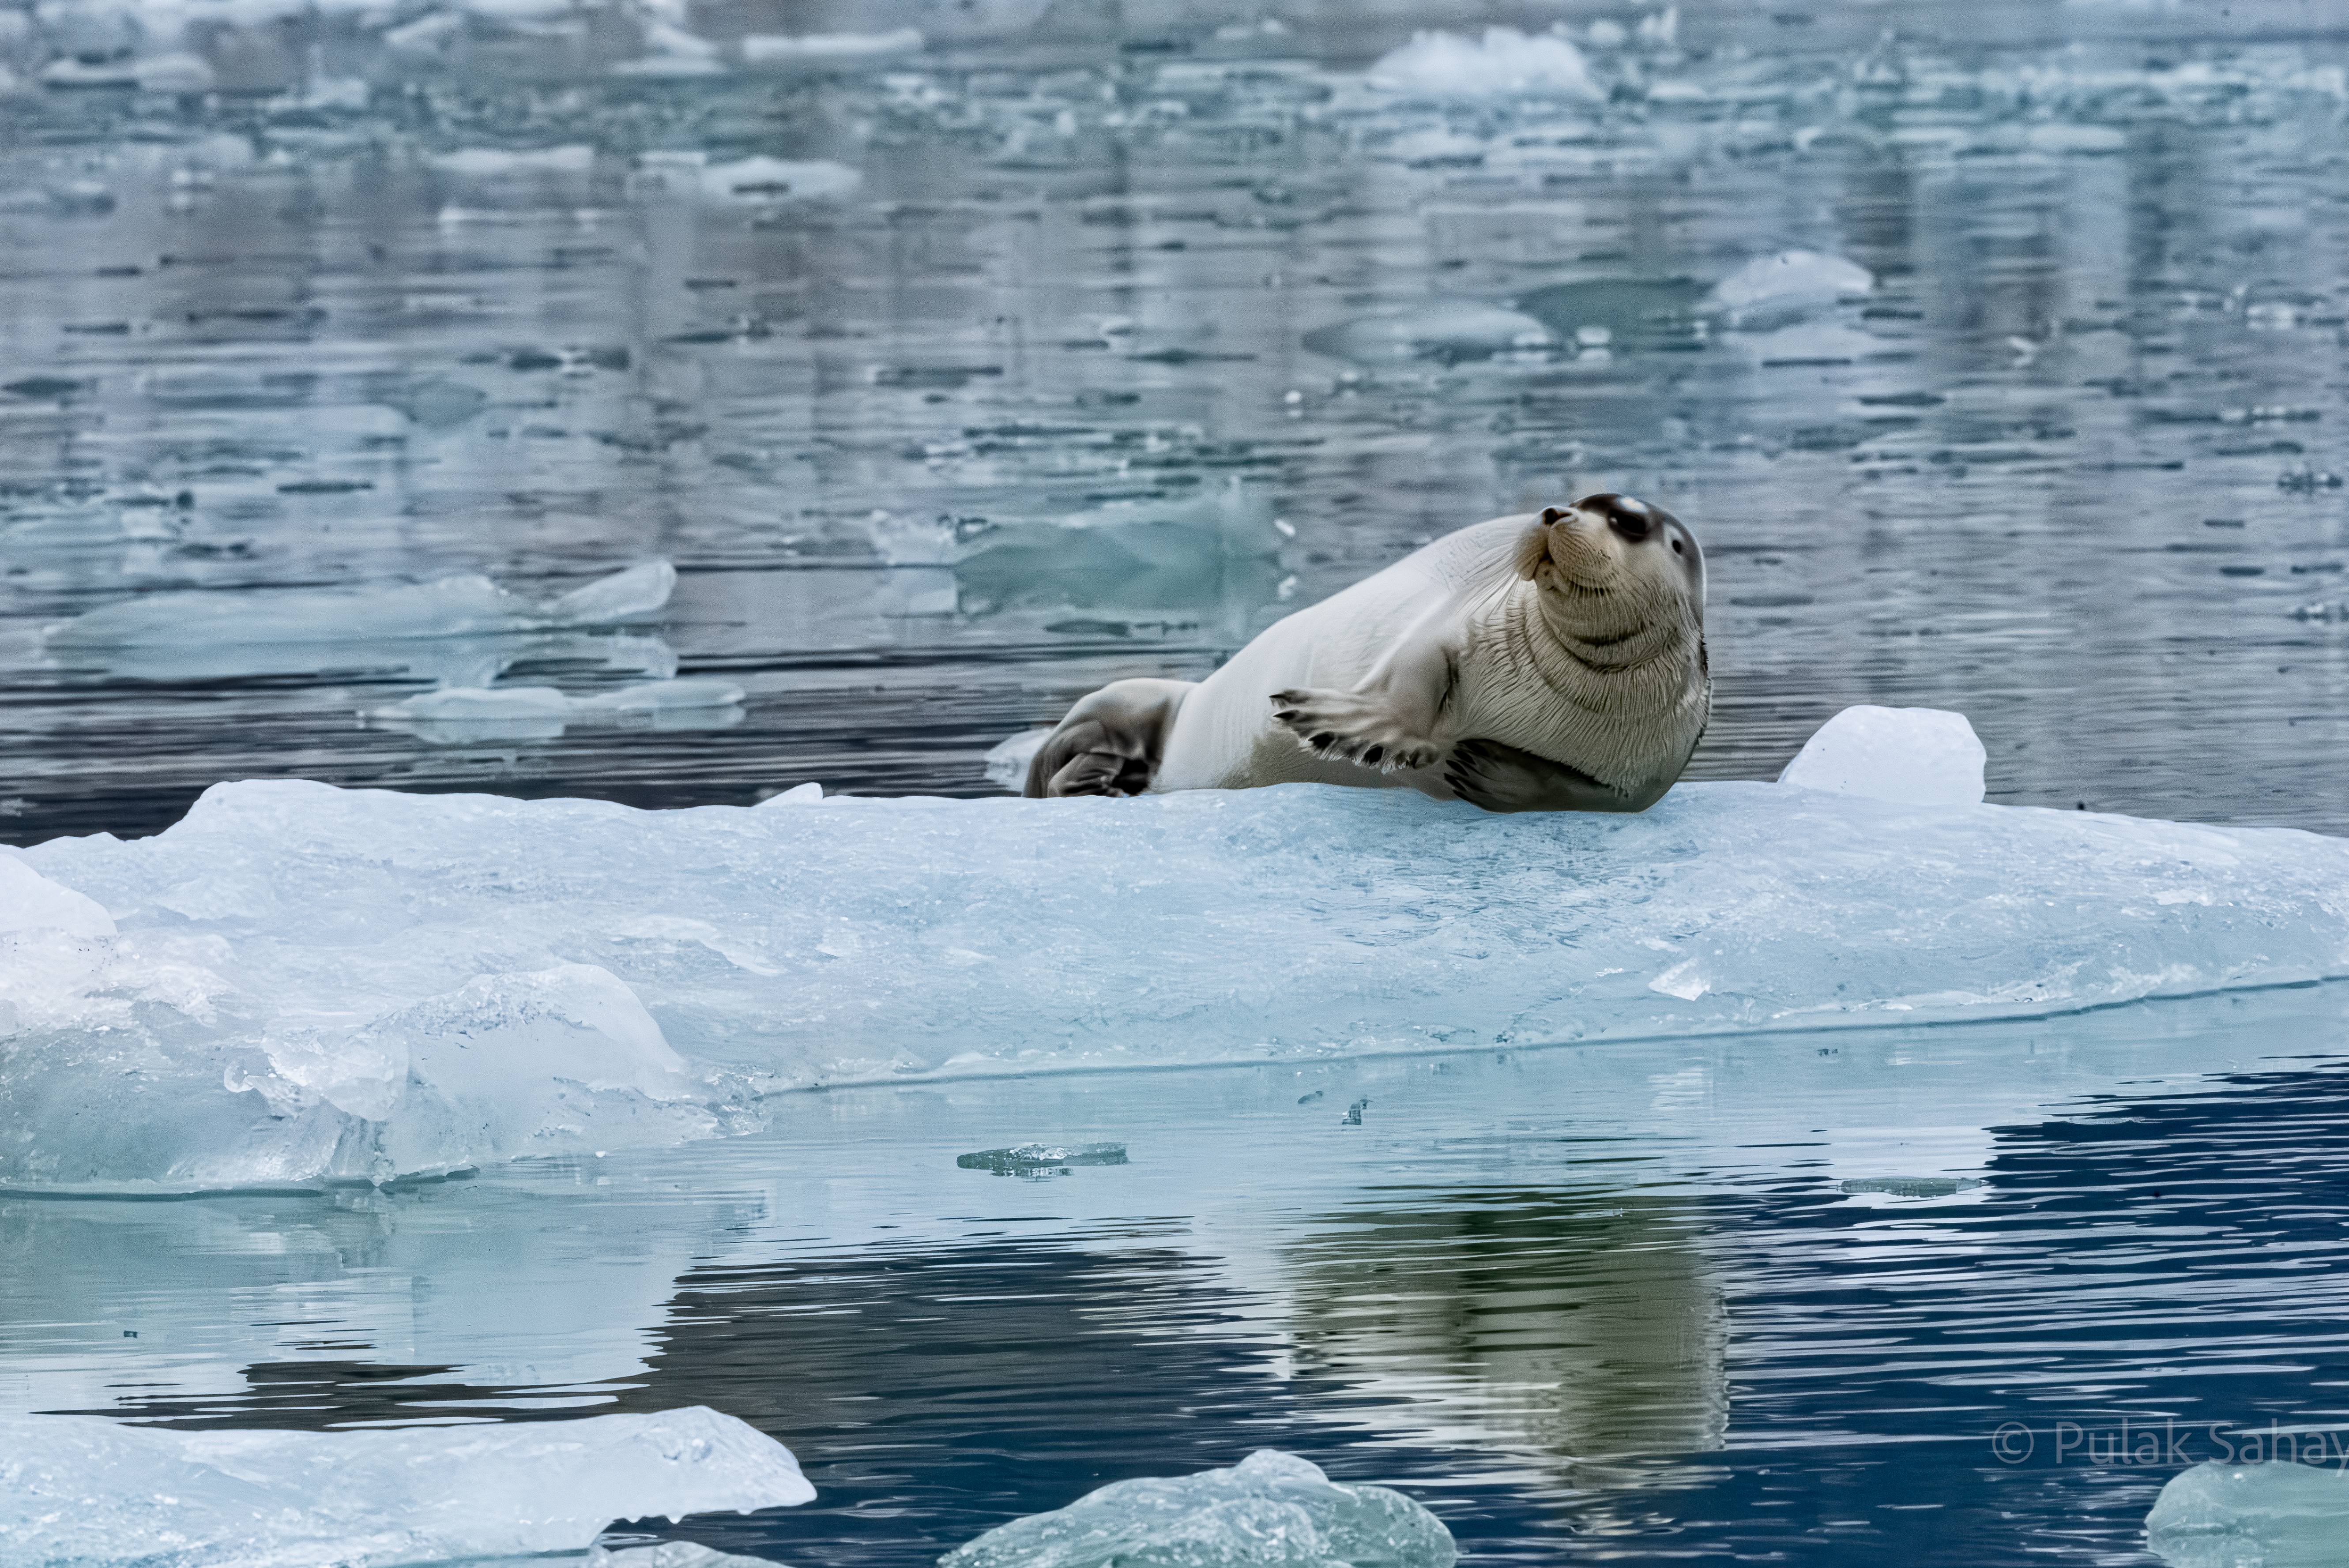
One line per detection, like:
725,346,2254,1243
1671,538,1684,555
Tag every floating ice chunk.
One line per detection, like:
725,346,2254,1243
741,27,922,63
48,561,674,650
1779,706,1988,807
380,678,742,722
690,156,862,203
985,729,1052,791
874,479,1282,628
431,144,595,177
1705,250,1875,315
0,1407,811,1568
2146,1461,2349,1568
1304,300,1554,365
1368,26,1600,102
17,773,2349,1190
957,1141,1128,1174
942,1448,1454,1568
375,678,742,745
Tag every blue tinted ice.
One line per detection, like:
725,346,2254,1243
8,711,2349,1190
2146,1461,2349,1568
940,1449,1455,1568
0,1406,810,1568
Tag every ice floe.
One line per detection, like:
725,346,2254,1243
46,561,675,650
1780,706,1988,806
375,678,745,744
741,27,922,64
941,1449,1453,1568
12,699,2349,1189
1303,300,1555,365
1704,251,1875,317
2146,1460,2349,1568
0,1407,811,1568
1367,27,1600,102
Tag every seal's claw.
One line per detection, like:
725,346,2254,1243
1271,685,1438,773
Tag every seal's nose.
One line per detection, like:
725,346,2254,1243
1580,492,1653,542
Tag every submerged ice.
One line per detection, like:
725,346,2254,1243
46,561,675,650
941,1449,1454,1568
10,702,2349,1190
0,1406,811,1568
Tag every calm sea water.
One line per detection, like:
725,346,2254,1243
6,3,2349,1563
8,989,2349,1565
3,0,2347,842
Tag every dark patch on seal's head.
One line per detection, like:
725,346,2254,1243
1537,494,1704,608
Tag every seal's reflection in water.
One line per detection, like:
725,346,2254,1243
1285,1188,1727,1492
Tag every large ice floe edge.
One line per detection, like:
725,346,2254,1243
0,1406,810,1568
9,706,2349,1193
2146,1459,2349,1568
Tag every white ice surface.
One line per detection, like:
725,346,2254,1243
380,679,743,721
46,561,674,649
1779,706,1988,805
941,1449,1454,1568
741,28,922,63
1704,250,1875,316
2146,1461,2349,1568
0,1406,810,1568
11,708,2349,1190
1367,27,1600,102
1305,300,1555,365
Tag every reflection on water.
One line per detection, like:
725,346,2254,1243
1287,1191,1728,1492
8,987,2349,1564
5,1,2349,839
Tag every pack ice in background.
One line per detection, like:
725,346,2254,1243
7,0,2349,1564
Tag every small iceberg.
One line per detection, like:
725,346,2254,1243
1780,705,1987,806
375,678,746,744
1303,300,1555,365
0,1407,811,1568
872,480,1284,626
2147,1461,2349,1568
1704,250,1875,317
1367,27,1600,102
741,27,923,64
46,561,676,650
941,1448,1455,1568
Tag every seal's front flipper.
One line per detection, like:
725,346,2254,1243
1268,688,1441,772
1024,678,1194,798
1445,737,1648,814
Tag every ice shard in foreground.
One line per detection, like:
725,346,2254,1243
0,1407,811,1568
2146,1461,2349,1568
7,708,2349,1191
941,1449,1454,1568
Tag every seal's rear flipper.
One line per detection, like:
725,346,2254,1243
1024,678,1195,798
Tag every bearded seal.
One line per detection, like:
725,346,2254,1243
1024,493,1709,812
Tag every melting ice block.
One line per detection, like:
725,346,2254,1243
941,1449,1454,1568
1779,705,1987,806
0,1407,812,1568
2146,1461,2349,1568
13,763,2349,1190
46,560,675,649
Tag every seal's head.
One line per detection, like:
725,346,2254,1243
1520,492,1705,663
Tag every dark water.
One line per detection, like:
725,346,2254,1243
6,0,2349,843
8,987,2349,1564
